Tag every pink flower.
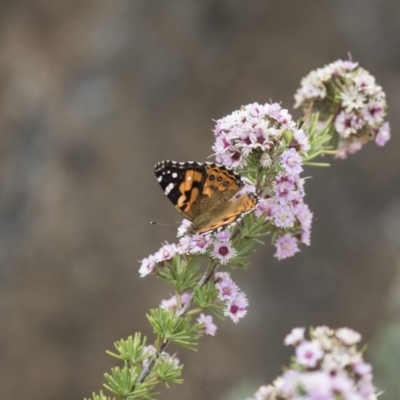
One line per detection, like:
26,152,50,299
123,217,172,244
279,148,303,175
177,219,191,237
214,271,231,284
272,203,295,228
160,295,177,310
216,279,239,301
161,293,191,310
197,313,217,336
335,111,357,138
293,128,310,152
180,292,191,305
274,174,296,203
296,340,324,368
284,327,305,346
375,121,391,146
254,385,275,400
301,371,333,399
353,362,372,377
216,230,230,243
213,241,237,264
217,150,246,169
224,292,248,323
154,243,178,263
255,197,274,218
294,201,313,229
189,234,212,254
363,100,385,127
139,255,157,277
274,234,300,260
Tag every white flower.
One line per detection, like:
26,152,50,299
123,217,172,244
336,327,362,346
284,327,305,346
295,340,324,368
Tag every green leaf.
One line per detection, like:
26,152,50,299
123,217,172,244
106,333,151,365
157,255,201,293
154,353,184,387
147,308,201,350
84,391,114,400
104,365,140,397
193,281,219,309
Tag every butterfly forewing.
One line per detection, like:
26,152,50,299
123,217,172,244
154,161,206,220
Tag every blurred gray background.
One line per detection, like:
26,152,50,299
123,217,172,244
0,1,399,399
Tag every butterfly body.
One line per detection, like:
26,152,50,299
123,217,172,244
154,161,259,235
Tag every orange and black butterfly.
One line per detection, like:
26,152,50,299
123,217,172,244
155,161,259,235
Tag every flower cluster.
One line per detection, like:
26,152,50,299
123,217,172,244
294,58,391,158
212,102,304,168
213,102,312,259
215,272,248,323
252,326,378,400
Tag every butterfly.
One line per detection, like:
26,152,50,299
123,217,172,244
154,160,259,235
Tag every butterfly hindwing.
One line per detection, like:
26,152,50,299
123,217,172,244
195,192,259,235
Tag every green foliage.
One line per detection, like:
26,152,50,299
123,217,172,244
154,354,184,387
157,255,200,293
147,308,201,350
303,113,334,164
84,391,115,400
106,333,150,365
104,365,147,398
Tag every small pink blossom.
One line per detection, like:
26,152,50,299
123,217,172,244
216,230,230,243
294,201,313,229
284,327,305,346
161,293,191,310
177,219,191,237
160,295,177,310
296,340,324,368
189,234,212,254
216,279,239,301
154,243,178,263
139,255,157,277
353,362,372,377
197,313,217,336
213,241,237,264
335,111,357,138
293,128,310,152
214,271,231,284
279,148,303,175
375,121,390,146
224,292,248,323
274,174,296,203
274,234,300,260
254,385,275,400
272,203,295,228
255,197,274,218
363,100,384,126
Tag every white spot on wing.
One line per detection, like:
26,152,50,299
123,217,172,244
165,183,174,195
157,176,162,182
187,176,192,180
172,172,178,178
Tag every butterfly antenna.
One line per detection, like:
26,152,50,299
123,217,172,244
150,221,175,228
